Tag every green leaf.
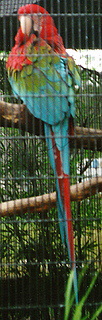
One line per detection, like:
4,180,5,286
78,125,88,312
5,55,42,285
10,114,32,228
64,270,74,320
90,305,102,320
73,273,98,320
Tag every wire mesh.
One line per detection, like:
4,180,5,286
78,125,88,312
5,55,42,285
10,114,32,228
0,1,102,320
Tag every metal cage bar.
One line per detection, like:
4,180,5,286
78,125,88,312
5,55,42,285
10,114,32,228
0,1,102,319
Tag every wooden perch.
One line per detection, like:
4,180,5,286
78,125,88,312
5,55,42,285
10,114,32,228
0,177,102,217
0,101,102,151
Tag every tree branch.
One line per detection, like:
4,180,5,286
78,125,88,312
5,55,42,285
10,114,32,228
0,177,102,217
0,101,102,151
0,100,43,136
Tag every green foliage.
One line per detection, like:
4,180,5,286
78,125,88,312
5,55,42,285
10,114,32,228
64,269,102,320
76,67,101,129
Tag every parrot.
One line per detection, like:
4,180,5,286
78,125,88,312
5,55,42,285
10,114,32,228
6,4,80,303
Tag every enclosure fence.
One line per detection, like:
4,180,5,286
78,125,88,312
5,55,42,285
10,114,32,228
0,1,102,320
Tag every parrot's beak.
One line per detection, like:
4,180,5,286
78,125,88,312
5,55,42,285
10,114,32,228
19,15,32,35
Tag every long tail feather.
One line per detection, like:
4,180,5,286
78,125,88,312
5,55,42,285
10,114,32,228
44,123,78,303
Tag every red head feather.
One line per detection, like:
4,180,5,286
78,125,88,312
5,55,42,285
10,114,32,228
18,4,66,55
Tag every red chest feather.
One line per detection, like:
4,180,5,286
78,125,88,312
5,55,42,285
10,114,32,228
6,30,36,71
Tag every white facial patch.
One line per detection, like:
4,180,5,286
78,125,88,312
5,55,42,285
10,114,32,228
20,15,32,35
32,14,43,33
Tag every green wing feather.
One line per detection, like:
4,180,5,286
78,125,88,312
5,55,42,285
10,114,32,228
8,38,80,123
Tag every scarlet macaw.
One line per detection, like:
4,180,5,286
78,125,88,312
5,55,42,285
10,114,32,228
6,4,80,303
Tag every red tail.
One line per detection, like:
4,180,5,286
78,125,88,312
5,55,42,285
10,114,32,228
51,131,75,267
